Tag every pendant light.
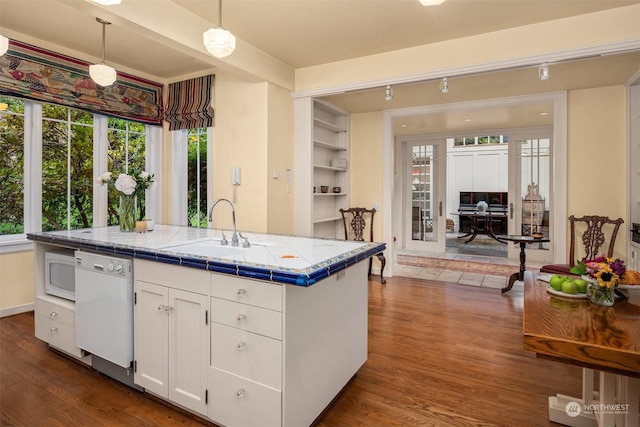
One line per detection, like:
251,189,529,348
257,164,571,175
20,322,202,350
203,0,236,58
0,34,8,56
89,18,117,87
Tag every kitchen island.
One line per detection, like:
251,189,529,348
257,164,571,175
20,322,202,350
28,225,386,427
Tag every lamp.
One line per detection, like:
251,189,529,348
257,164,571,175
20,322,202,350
91,0,121,4
203,0,236,58
419,0,446,5
385,85,393,101
538,63,549,81
440,77,449,93
0,34,8,56
89,18,117,87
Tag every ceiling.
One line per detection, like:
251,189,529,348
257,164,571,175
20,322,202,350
1,0,639,134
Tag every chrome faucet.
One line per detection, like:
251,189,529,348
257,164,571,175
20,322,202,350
208,198,239,246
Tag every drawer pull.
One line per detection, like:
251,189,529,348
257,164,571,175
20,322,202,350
50,327,58,332
236,388,246,398
236,314,246,322
237,288,247,297
237,341,247,350
49,312,58,318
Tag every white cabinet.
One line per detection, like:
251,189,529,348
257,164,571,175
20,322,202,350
134,260,209,417
295,98,350,239
34,297,86,360
208,275,283,427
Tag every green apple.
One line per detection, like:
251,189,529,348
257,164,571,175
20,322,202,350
574,279,589,294
549,275,567,291
562,280,578,295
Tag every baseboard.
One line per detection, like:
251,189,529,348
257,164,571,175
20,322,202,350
0,303,35,318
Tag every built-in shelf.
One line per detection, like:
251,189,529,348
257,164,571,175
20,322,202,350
314,216,343,224
314,165,347,172
314,118,346,133
313,140,348,151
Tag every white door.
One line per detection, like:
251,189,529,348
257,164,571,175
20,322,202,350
403,139,447,253
168,288,209,416
507,128,553,263
134,280,169,398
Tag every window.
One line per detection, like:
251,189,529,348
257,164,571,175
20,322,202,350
107,118,147,224
41,104,94,231
0,95,160,250
453,135,508,146
187,128,208,228
0,97,25,236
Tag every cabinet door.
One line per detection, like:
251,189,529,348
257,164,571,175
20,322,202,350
134,281,169,398
168,288,209,416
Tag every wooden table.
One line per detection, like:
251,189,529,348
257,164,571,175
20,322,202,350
452,211,507,243
497,234,550,293
523,272,640,426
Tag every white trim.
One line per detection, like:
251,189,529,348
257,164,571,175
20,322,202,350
0,303,34,318
170,130,188,226
25,102,42,233
0,239,33,254
93,115,109,227
146,126,163,224
292,40,640,99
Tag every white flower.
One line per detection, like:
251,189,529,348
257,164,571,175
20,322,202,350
96,171,112,185
115,173,137,195
139,171,150,179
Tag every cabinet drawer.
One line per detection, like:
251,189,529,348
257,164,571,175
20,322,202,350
211,298,282,340
35,298,75,327
211,323,282,390
34,313,84,358
209,367,281,427
211,275,282,312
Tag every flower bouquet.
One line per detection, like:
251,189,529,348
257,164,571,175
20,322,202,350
97,170,155,232
570,256,625,306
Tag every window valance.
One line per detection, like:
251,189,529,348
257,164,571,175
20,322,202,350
0,40,163,126
165,75,214,131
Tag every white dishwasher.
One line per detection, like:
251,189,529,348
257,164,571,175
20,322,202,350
75,251,134,383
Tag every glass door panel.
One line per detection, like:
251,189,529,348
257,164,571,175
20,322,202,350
405,140,446,252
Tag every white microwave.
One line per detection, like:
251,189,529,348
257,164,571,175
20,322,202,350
45,250,76,301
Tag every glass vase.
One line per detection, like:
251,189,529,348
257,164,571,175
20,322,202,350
587,283,615,306
119,194,136,232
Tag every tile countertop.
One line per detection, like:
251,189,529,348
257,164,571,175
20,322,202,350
27,225,386,287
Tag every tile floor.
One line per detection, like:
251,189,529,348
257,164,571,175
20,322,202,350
394,239,545,292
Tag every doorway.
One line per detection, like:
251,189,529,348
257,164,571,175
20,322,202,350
384,93,568,277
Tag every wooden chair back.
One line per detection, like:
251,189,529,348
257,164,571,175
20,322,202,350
568,215,624,265
339,207,376,243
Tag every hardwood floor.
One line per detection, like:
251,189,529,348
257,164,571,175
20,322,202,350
0,276,581,426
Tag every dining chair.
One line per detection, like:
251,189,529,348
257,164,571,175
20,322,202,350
339,207,386,284
540,215,624,275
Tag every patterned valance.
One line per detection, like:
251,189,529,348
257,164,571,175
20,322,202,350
0,40,163,126
165,75,214,130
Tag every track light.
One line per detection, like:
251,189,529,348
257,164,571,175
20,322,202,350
89,18,117,87
440,77,449,94
538,63,550,81
385,85,393,101
0,34,8,56
203,0,236,58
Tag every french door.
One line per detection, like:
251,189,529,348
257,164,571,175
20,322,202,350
402,138,447,252
507,128,553,263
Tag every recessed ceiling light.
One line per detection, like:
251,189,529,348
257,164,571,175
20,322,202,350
464,118,472,122
91,0,122,4
540,112,549,116
400,124,407,128
419,0,446,5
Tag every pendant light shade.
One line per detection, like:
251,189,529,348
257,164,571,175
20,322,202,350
0,34,8,56
90,18,116,87
203,0,236,58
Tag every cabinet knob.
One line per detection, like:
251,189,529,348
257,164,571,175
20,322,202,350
50,327,58,332
237,288,247,297
236,313,246,322
236,388,246,398
49,312,58,318
237,341,247,350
